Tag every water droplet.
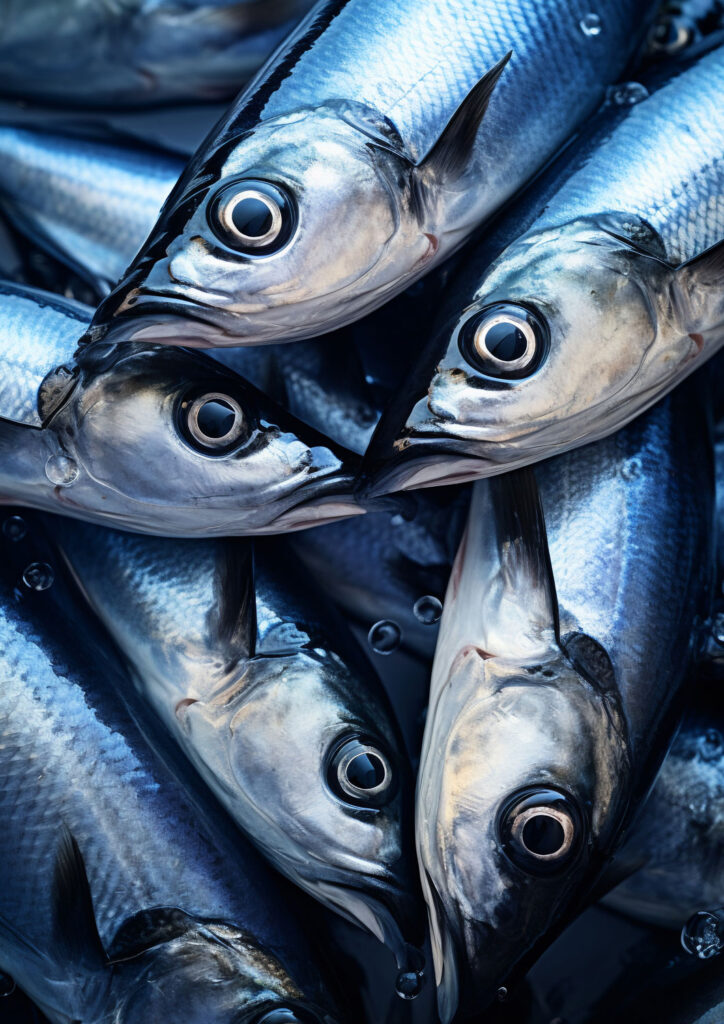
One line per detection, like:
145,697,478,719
413,595,443,625
579,12,602,36
22,562,54,591
699,728,724,761
497,986,508,1002
712,613,724,647
0,971,15,997
621,456,642,480
682,910,724,959
2,515,26,541
45,453,78,487
396,969,425,1000
368,620,401,655
606,82,649,107
390,514,406,528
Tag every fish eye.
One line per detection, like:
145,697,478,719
253,1008,323,1023
498,787,583,876
208,178,297,256
327,734,395,807
178,391,248,455
458,302,548,380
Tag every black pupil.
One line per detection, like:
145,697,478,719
346,751,386,791
484,320,529,362
232,195,274,238
522,814,565,856
196,399,236,439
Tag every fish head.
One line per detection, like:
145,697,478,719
418,647,631,1022
43,342,361,535
365,217,686,492
103,106,433,346
177,649,423,968
111,919,335,1024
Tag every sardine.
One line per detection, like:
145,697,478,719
0,281,361,535
0,513,337,1024
41,514,424,990
0,0,316,108
416,376,713,1021
87,0,657,348
364,44,724,494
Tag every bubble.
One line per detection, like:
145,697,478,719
45,453,79,487
606,82,649,107
497,986,508,1002
699,728,724,762
413,595,443,625
2,515,26,541
22,562,55,591
682,910,724,959
0,971,15,997
368,619,401,655
396,969,425,1000
621,456,643,480
579,13,602,36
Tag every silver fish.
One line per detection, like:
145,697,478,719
0,0,316,108
417,378,713,1022
0,281,361,535
0,515,336,1024
44,515,424,991
88,0,657,347
364,44,724,494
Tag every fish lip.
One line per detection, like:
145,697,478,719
359,441,501,498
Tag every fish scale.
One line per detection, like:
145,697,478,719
535,52,724,260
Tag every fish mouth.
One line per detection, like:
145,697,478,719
359,437,504,499
268,468,365,533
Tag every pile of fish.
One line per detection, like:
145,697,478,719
1,1,724,1022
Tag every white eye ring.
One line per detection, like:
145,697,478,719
509,805,576,861
187,393,245,450
216,188,283,249
473,312,537,371
335,741,392,801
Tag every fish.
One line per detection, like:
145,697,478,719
603,698,724,931
292,487,468,660
0,511,337,1024
416,374,713,1022
41,514,424,991
0,0,316,108
85,0,658,348
363,43,724,495
0,280,361,535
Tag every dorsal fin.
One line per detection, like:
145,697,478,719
418,52,512,178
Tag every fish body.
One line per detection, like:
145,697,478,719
292,488,467,659
0,281,361,535
0,517,335,1024
44,515,423,978
366,44,724,493
0,0,316,108
91,0,656,347
417,376,713,1021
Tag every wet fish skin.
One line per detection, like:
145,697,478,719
366,44,724,494
0,0,316,108
417,375,714,1022
0,281,361,536
91,0,656,348
291,487,468,659
44,515,423,971
0,516,336,1024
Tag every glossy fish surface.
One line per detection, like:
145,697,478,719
366,44,724,494
0,515,336,1024
0,0,316,108
91,0,656,348
46,515,423,983
0,281,361,535
417,377,713,1021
